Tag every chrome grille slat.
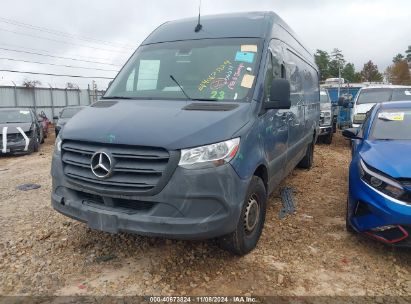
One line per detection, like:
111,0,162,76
61,140,173,195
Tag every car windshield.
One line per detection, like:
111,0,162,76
371,108,411,140
104,38,262,102
357,88,411,104
320,91,329,103
0,109,32,123
61,107,83,118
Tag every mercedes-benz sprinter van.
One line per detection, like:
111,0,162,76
51,12,320,255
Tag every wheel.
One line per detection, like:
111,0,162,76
346,199,356,234
323,132,333,145
218,176,267,255
333,121,337,133
28,134,40,154
39,128,45,144
297,140,314,169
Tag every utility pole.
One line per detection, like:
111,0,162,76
331,48,344,99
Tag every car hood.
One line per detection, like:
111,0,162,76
354,103,376,114
360,140,411,179
57,118,70,127
320,103,331,111
0,122,32,134
62,100,254,150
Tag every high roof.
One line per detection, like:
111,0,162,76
142,11,290,45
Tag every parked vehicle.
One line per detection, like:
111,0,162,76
343,101,411,246
51,12,320,255
349,85,411,127
0,108,43,154
317,89,337,144
37,111,50,142
54,106,85,136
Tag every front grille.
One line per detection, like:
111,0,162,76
79,191,156,212
0,133,25,143
61,140,179,195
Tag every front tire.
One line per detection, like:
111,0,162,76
298,140,314,169
218,176,267,256
346,199,356,234
323,132,333,145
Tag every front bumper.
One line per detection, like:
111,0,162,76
0,140,29,154
319,125,332,136
348,163,411,246
51,153,250,240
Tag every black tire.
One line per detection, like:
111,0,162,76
28,135,39,154
323,132,333,145
218,176,267,256
297,140,314,169
346,199,356,234
40,128,45,144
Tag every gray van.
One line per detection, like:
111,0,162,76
51,12,320,255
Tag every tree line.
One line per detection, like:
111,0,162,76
315,46,411,85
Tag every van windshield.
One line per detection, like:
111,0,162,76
104,38,262,102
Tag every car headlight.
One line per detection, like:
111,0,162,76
179,138,240,169
54,135,62,155
359,159,405,199
353,113,366,124
320,111,332,126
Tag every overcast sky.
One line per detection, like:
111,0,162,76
0,0,410,89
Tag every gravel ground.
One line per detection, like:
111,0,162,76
0,132,410,297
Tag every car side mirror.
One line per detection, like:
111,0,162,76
264,79,291,110
342,128,362,140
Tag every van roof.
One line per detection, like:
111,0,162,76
142,11,292,45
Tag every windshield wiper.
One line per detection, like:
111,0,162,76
170,75,192,100
169,76,220,101
101,96,135,100
191,98,219,101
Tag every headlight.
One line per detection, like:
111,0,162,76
359,159,405,199
353,113,366,124
179,138,240,169
54,135,62,154
320,111,332,126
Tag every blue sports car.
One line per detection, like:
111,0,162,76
343,101,411,246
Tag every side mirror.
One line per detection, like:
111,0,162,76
342,128,362,140
264,79,291,110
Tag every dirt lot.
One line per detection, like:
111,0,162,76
0,132,410,297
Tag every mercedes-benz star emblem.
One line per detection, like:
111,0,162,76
90,151,113,178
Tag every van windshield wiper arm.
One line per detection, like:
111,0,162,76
170,75,192,100
102,96,135,100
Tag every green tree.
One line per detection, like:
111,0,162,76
341,63,356,82
393,53,404,63
361,60,383,82
406,45,411,63
314,49,330,81
329,48,345,78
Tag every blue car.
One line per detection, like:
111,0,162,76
343,101,411,246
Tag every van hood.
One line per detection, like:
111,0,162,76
360,140,411,179
62,100,254,150
0,122,32,134
354,103,376,114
